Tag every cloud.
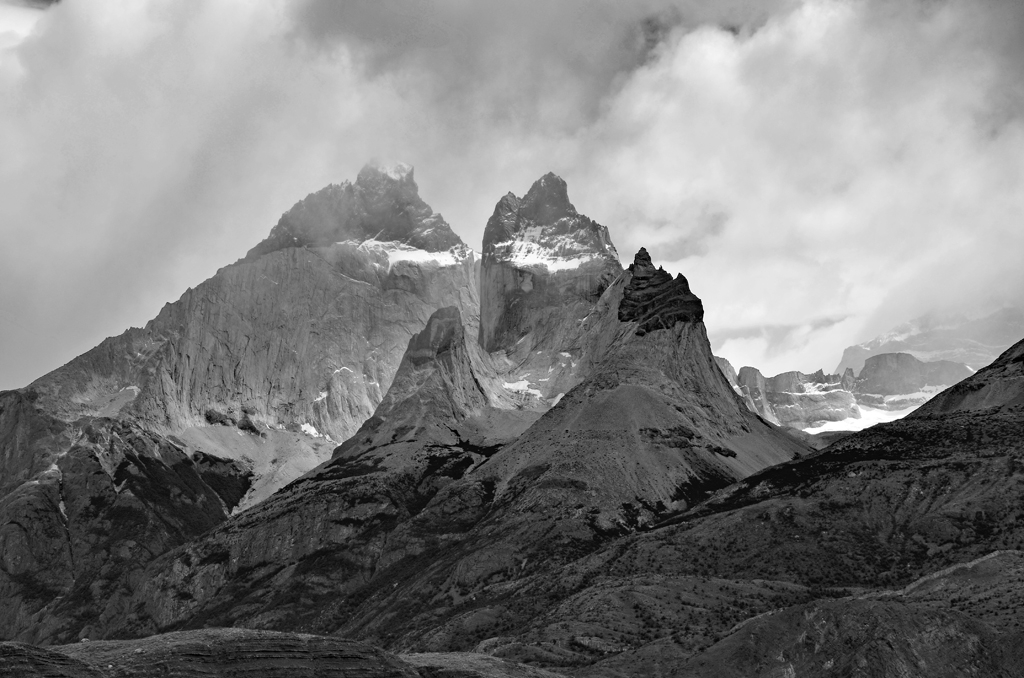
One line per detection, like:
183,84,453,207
0,0,1022,389
565,0,1024,375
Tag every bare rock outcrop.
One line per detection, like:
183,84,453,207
478,173,621,357
617,247,703,333
764,369,860,429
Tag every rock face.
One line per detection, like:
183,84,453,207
0,418,253,644
735,366,781,425
854,352,974,410
29,163,477,446
729,353,978,429
478,173,621,356
713,356,738,387
245,162,464,260
734,367,856,428
617,248,703,333
836,307,1024,375
764,369,859,429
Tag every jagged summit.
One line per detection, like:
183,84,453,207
245,162,465,261
479,172,622,353
359,160,414,183
481,172,619,270
517,171,576,224
619,247,704,333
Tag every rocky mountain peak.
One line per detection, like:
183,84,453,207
518,171,577,224
481,172,618,266
245,162,464,261
478,173,622,353
618,248,704,333
405,306,465,367
356,161,415,186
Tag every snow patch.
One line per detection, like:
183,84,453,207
334,366,353,374
314,391,328,403
503,380,543,398
857,385,947,404
58,500,67,521
336,239,468,272
299,423,338,445
121,386,140,396
551,393,565,406
494,239,603,272
380,162,412,181
803,405,920,434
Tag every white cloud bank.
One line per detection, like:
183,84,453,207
1,0,1023,388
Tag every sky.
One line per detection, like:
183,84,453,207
1,0,1023,390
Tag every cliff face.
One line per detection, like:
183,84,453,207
478,173,621,356
729,352,979,429
763,369,860,429
853,352,975,410
29,165,477,446
735,367,782,426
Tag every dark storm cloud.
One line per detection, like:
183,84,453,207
289,0,791,127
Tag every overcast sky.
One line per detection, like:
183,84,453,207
1,0,1023,390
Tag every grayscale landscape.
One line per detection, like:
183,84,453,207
2,1,1023,676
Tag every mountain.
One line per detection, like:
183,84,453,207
734,366,856,429
493,335,1024,674
854,352,974,410
0,163,481,644
478,174,622,409
730,352,976,431
89,242,807,654
5,162,1023,676
836,307,1024,375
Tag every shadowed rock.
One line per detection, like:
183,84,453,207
0,643,102,678
618,248,703,334
478,173,621,354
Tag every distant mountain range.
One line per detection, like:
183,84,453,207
2,164,1023,677
836,308,1024,375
